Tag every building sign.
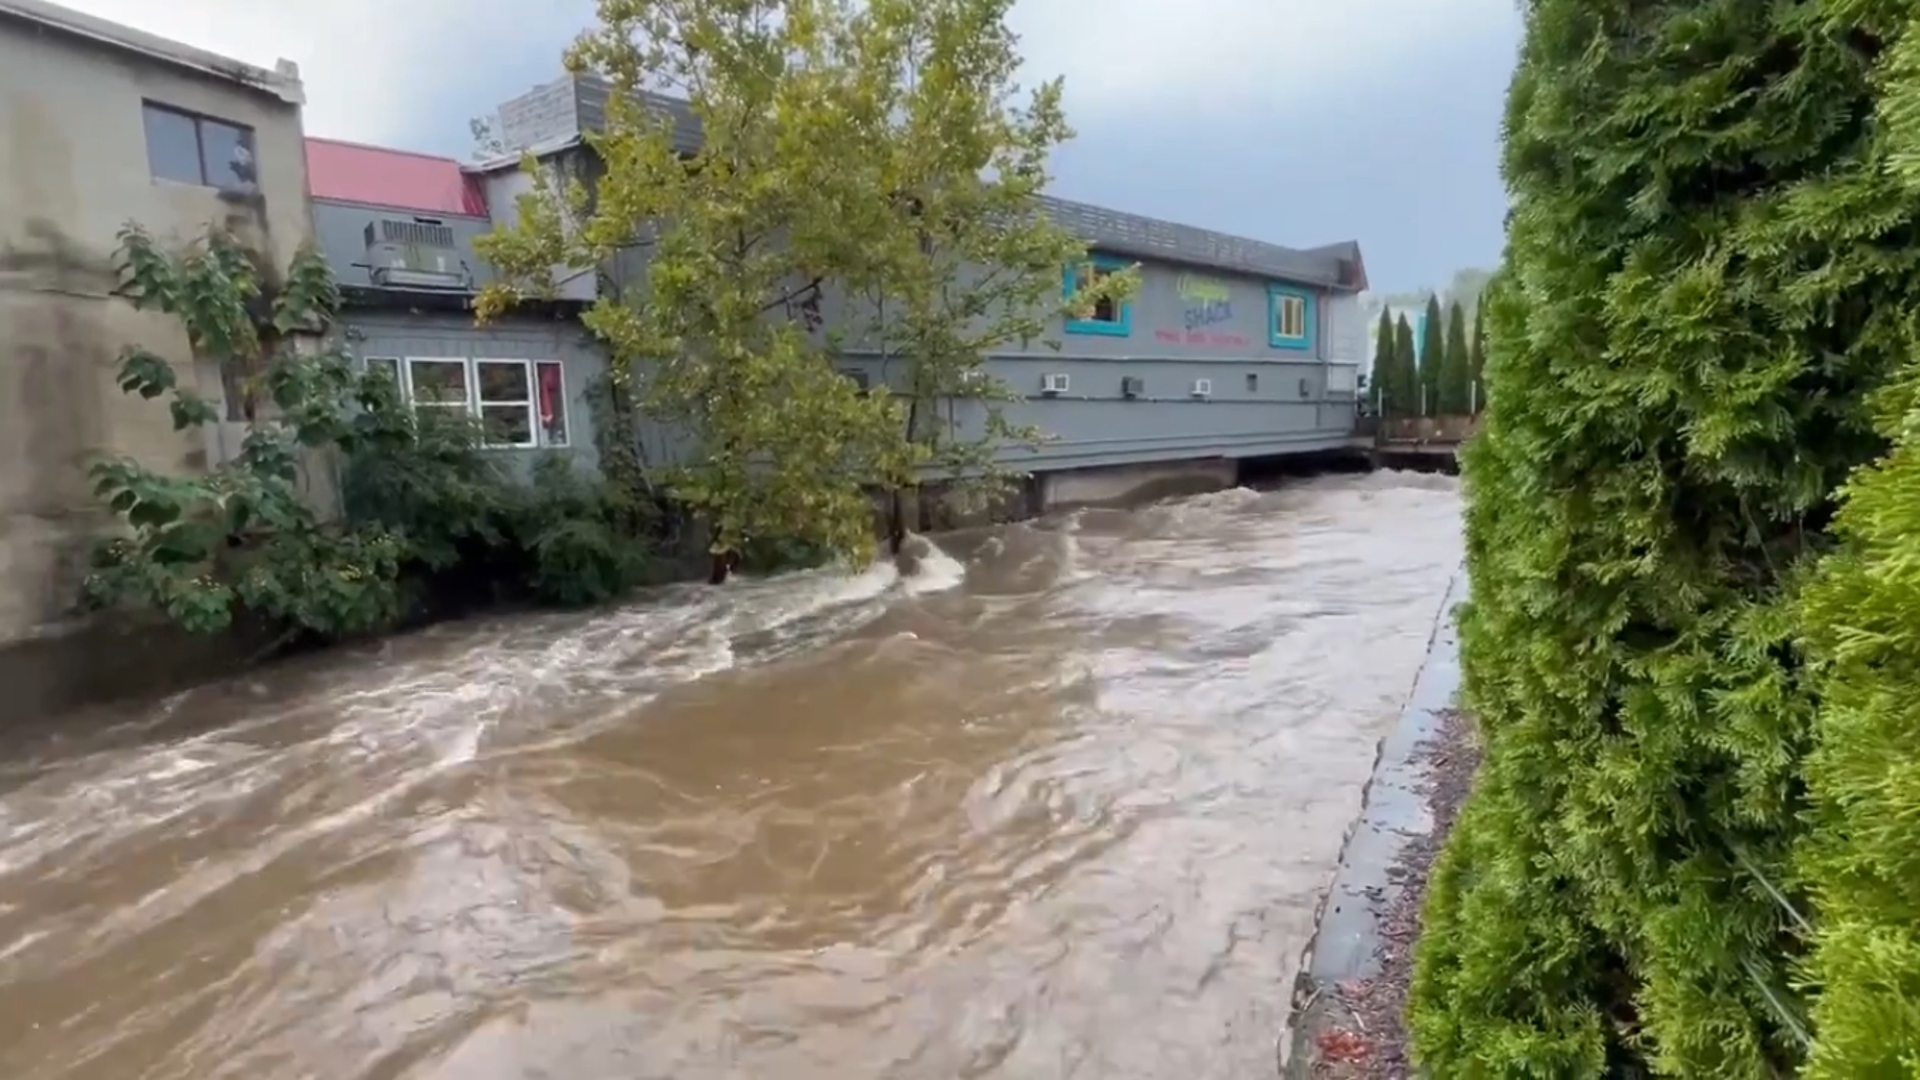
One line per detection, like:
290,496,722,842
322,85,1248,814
1151,274,1249,347
1177,274,1234,330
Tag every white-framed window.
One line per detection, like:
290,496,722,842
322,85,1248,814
364,356,570,449
1274,294,1307,340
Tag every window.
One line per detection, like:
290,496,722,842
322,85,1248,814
1266,285,1315,351
1063,254,1132,337
142,102,258,191
371,356,570,449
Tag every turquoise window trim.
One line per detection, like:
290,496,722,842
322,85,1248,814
1063,253,1133,337
1266,284,1316,351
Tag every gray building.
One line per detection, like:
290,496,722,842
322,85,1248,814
303,136,609,477
467,75,1368,492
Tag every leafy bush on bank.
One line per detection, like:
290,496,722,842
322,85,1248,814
82,225,662,650
1407,1,1920,1074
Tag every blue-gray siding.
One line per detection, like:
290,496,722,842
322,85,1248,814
339,310,611,478
312,198,497,291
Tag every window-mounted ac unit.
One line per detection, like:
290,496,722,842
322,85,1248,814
1191,378,1213,398
1041,372,1070,395
1120,375,1145,399
363,218,468,291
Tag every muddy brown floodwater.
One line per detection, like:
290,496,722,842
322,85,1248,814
0,472,1461,1080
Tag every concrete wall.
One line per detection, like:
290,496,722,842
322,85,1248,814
341,309,611,477
0,10,312,649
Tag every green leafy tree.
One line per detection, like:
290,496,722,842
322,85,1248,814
1408,1,1920,1075
1418,293,1444,416
844,0,1134,547
1391,313,1418,420
1468,298,1487,413
86,224,654,646
85,225,410,641
1436,299,1472,415
1372,305,1398,414
478,0,928,582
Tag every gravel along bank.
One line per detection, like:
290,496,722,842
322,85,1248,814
1282,572,1477,1078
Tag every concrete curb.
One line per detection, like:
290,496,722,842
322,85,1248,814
1279,568,1468,1076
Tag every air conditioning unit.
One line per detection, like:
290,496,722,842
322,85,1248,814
1120,375,1145,399
1190,378,1213,398
1041,372,1070,395
363,219,468,291
839,368,871,391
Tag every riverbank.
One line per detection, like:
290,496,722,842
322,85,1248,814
1282,570,1475,1078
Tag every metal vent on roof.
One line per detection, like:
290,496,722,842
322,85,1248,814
370,218,455,248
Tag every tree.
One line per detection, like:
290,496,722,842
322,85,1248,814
845,0,1134,548
477,0,1127,579
85,225,411,640
1790,31,1920,1076
1418,293,1444,415
85,224,656,646
1436,299,1472,415
1468,298,1487,413
1390,313,1417,420
1407,1,1920,1074
1372,305,1397,414
477,0,919,583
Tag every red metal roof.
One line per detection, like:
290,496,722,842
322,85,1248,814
304,137,489,217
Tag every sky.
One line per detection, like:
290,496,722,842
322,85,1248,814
63,0,1523,294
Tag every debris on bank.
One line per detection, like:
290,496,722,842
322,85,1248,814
1282,573,1474,1078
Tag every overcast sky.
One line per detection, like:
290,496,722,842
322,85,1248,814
66,0,1521,294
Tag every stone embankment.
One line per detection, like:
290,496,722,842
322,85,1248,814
1282,571,1477,1078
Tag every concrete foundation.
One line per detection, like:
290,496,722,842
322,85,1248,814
1036,456,1238,511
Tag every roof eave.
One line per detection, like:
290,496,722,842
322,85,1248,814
0,0,304,104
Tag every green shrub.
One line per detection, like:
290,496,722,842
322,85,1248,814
508,455,655,607
84,224,662,645
1410,2,1920,1074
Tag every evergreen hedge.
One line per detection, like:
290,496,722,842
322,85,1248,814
1409,1,1920,1073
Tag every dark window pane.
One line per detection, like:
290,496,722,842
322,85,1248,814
198,117,257,191
480,404,534,446
476,361,530,403
536,361,568,447
408,360,470,404
143,105,202,184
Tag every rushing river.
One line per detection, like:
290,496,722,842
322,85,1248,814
0,472,1461,1080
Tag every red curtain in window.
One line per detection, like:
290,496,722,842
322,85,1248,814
537,363,561,429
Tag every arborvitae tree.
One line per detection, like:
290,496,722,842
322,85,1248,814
1468,298,1487,413
1791,30,1920,1075
1373,305,1398,414
1418,293,1444,416
1408,1,1920,1075
1392,313,1418,420
1437,299,1472,415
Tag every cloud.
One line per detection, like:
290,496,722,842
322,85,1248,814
1010,0,1515,121
48,0,592,152
51,0,1520,288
